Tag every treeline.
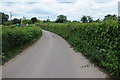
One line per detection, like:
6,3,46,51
0,12,119,26
0,12,42,25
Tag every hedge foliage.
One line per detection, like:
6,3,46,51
40,20,119,79
2,25,42,64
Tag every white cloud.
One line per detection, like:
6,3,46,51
0,0,119,21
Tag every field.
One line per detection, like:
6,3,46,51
39,20,119,79
1,25,42,64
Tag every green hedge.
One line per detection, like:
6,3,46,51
40,20,119,79
2,25,42,64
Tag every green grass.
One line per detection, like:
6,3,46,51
39,20,119,79
2,25,42,64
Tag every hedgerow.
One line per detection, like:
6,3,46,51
40,20,119,79
2,25,42,64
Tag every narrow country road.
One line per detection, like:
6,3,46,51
2,30,110,78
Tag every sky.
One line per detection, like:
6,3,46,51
0,0,119,21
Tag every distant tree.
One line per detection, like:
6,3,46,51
68,20,71,22
73,20,79,23
37,19,42,23
87,16,93,23
104,14,118,21
55,15,67,23
95,19,101,23
0,12,9,24
31,17,37,24
81,16,88,23
22,19,31,24
12,18,21,24
81,16,93,23
43,20,46,23
43,19,51,23
46,19,51,22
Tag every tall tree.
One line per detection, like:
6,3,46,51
31,17,37,24
81,16,88,23
55,15,67,23
0,12,9,24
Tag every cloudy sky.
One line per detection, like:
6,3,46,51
0,0,119,21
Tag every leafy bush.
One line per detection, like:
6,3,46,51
40,21,119,79
2,25,42,64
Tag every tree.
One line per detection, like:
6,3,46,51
104,14,118,21
68,20,71,22
81,16,93,23
0,12,9,24
37,19,42,23
87,16,93,23
22,19,31,24
31,17,37,24
12,18,21,24
81,16,88,23
95,19,101,23
55,15,67,23
43,19,52,23
43,20,46,23
46,19,50,22
72,20,79,23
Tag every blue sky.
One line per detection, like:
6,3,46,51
0,0,119,21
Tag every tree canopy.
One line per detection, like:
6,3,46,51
31,17,38,24
12,18,21,24
81,16,93,23
55,15,67,23
0,12,9,24
104,14,118,21
22,19,31,24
